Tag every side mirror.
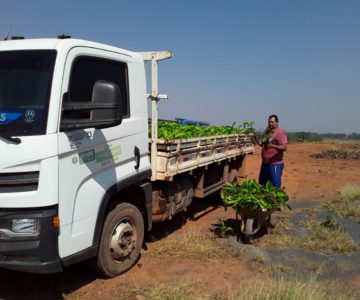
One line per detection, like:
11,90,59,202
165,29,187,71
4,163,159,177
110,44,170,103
61,80,123,131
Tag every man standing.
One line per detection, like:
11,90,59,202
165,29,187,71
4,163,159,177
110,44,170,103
258,115,287,188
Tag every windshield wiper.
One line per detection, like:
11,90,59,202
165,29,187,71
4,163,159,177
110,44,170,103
0,129,22,144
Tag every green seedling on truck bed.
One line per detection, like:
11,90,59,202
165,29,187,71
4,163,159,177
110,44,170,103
150,121,256,140
220,179,291,211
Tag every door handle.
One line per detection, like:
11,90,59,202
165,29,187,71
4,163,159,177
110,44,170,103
134,146,140,170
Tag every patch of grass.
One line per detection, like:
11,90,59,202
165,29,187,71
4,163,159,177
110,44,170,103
149,229,230,259
326,185,360,222
295,206,323,213
339,184,360,201
228,278,360,300
120,278,360,300
306,261,325,275
257,233,296,249
258,216,359,254
124,281,201,300
274,219,293,232
249,254,266,265
300,219,359,253
256,219,297,248
248,254,267,272
257,263,294,275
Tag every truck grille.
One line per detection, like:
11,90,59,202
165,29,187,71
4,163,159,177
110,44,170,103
0,172,39,193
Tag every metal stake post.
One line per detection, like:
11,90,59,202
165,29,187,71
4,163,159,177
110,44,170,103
138,51,172,181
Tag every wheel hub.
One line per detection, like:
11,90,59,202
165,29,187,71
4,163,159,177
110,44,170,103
110,222,136,261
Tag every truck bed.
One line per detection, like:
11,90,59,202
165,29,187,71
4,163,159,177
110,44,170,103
151,134,254,180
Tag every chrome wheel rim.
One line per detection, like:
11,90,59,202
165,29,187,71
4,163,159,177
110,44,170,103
109,221,136,261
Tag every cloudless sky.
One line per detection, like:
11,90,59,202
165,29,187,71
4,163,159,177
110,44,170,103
1,0,359,133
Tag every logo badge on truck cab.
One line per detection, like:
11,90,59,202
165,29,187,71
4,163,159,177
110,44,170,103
24,109,36,123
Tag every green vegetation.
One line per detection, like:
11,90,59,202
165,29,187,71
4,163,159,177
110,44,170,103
220,179,291,211
150,121,255,140
287,132,324,142
326,185,360,222
287,131,360,142
213,219,234,238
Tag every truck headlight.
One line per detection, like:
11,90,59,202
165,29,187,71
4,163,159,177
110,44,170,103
12,219,40,236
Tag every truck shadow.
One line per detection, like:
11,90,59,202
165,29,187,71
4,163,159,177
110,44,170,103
0,263,97,300
145,196,221,242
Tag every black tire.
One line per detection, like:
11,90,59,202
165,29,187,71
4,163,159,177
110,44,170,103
95,202,144,278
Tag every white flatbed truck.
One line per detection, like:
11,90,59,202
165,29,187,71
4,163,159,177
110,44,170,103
0,36,254,277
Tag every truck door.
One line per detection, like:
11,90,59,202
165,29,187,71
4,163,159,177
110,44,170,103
57,47,140,258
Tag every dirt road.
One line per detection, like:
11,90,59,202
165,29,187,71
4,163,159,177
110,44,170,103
0,142,359,299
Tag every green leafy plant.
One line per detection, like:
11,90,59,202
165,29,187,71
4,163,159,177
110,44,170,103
261,133,271,145
238,121,256,134
220,179,291,211
214,219,234,238
150,121,255,140
255,128,272,146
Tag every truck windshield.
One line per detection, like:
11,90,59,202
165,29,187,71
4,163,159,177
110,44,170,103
0,50,56,136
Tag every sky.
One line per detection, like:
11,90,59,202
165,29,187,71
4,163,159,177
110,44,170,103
1,0,359,134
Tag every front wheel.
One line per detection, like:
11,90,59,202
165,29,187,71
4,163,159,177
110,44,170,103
95,202,144,278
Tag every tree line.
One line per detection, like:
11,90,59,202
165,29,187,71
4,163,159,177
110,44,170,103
287,132,360,142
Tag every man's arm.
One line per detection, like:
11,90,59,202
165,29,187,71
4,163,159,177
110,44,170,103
268,143,287,151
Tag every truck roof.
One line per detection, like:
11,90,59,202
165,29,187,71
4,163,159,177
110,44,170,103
0,37,141,59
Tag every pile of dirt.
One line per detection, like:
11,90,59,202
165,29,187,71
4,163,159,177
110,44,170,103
310,150,360,160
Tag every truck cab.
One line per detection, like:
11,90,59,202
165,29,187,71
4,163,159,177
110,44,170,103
0,37,151,276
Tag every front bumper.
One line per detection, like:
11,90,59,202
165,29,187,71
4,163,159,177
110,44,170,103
0,206,63,273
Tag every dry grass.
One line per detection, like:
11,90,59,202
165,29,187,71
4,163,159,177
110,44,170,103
258,217,359,253
339,184,360,201
306,261,326,275
227,278,360,300
120,278,360,300
148,229,230,259
326,185,360,222
250,262,295,275
300,219,359,253
123,280,200,300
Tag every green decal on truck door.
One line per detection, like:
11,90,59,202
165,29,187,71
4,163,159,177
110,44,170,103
96,145,121,163
78,142,121,166
79,150,96,164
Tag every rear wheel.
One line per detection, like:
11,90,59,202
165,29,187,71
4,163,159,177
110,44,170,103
95,202,144,277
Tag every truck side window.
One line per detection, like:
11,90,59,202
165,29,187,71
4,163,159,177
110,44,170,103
68,56,129,118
